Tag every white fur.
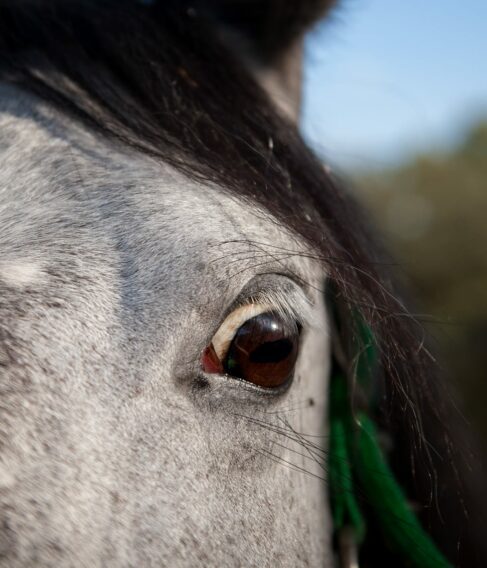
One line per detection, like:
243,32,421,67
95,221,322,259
0,260,45,289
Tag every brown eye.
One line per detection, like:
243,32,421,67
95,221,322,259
201,310,301,389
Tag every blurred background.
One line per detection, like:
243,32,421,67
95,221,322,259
302,0,487,440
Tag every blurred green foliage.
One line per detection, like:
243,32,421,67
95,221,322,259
354,121,487,439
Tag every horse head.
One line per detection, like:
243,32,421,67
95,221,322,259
0,1,483,566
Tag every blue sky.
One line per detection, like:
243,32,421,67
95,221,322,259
302,0,487,170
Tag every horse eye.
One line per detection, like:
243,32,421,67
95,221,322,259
201,310,301,389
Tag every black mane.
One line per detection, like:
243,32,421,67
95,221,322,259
0,1,484,565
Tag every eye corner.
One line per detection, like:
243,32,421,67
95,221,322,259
201,343,224,374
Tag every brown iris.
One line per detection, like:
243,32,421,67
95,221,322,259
202,311,300,389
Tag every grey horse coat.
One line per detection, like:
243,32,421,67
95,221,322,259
0,82,332,566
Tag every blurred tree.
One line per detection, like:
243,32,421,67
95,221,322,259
355,121,487,440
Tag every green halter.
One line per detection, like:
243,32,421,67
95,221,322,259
327,306,452,567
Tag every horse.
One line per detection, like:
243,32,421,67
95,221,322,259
0,1,484,566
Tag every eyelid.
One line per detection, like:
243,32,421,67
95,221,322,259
237,285,315,330
211,303,273,361
210,280,315,363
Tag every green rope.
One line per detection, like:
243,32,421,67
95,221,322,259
353,411,451,567
329,372,365,544
328,313,453,567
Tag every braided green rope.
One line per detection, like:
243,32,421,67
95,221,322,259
353,410,451,567
329,371,366,544
328,315,453,567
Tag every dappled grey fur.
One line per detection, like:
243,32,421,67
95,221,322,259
0,83,333,566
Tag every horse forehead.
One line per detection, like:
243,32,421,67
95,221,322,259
0,86,311,298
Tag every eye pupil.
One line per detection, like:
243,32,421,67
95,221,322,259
249,338,294,364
